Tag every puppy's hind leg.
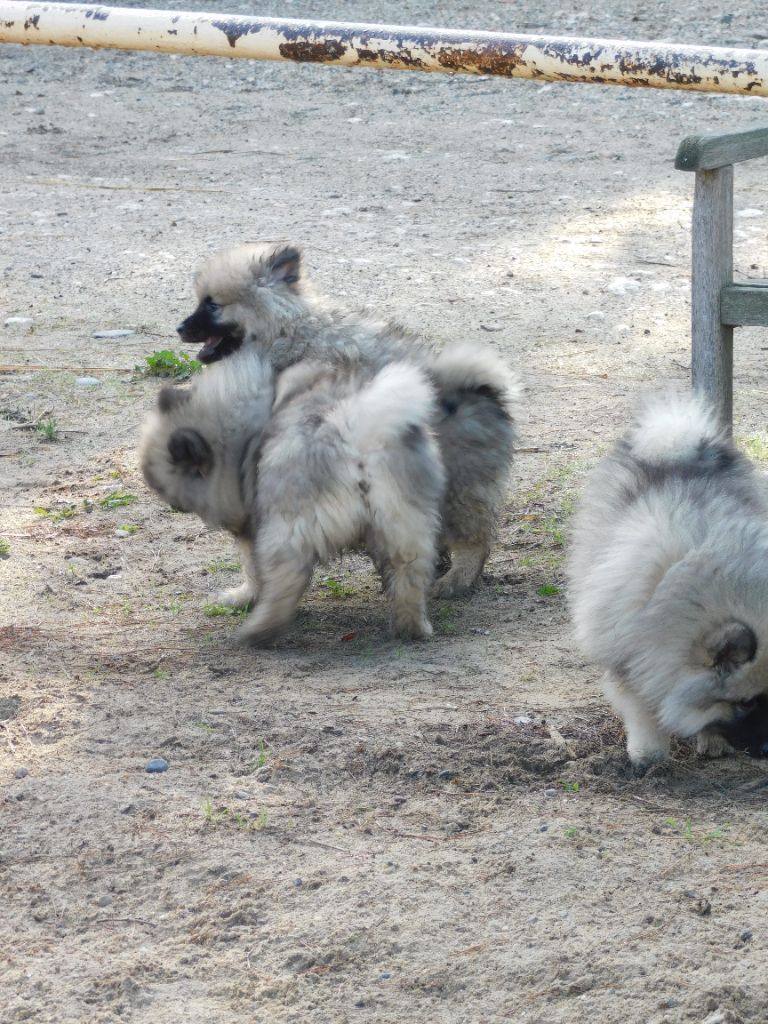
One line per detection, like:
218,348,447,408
236,528,314,647
217,537,260,609
432,539,490,598
371,507,437,640
604,672,670,772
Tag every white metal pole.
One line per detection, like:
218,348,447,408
0,2,766,95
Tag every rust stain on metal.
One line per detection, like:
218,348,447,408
434,43,526,75
278,37,347,62
355,44,427,69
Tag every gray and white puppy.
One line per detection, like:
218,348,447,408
140,348,445,645
568,393,768,770
176,242,519,596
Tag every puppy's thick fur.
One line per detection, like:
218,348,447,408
177,242,519,596
568,394,768,769
140,348,445,645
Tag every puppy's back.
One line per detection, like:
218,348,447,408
569,392,768,657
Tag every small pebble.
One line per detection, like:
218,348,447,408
14,767,29,779
145,757,169,774
114,528,134,538
4,316,33,328
380,972,392,981
544,788,558,797
233,789,250,800
437,769,457,781
253,766,272,783
75,376,101,387
470,628,490,636
98,894,113,908
539,823,549,832
740,929,753,943
293,878,303,888
93,329,135,339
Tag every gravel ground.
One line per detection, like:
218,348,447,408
1,2,768,1022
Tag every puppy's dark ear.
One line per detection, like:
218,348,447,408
706,621,757,673
158,387,192,414
168,428,213,475
265,245,302,288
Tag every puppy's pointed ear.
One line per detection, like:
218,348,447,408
706,621,757,673
168,427,213,476
158,387,192,414
265,245,302,288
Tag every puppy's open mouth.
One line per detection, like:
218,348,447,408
196,333,244,364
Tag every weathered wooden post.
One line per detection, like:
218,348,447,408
676,128,768,431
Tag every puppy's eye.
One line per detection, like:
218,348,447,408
203,296,220,310
736,698,758,713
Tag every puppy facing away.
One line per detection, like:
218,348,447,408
568,393,768,770
140,348,445,645
176,241,520,597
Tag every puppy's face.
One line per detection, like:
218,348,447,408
140,387,250,534
714,694,768,757
177,242,303,364
648,609,768,748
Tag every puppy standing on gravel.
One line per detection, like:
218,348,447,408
176,242,519,597
140,348,445,645
568,394,768,770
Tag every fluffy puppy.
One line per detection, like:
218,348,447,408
568,393,768,770
140,349,445,645
176,241,519,596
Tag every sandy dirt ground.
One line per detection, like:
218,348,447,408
2,2,768,1022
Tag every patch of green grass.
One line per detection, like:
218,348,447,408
37,417,60,442
138,350,202,380
740,434,768,461
192,721,215,734
207,559,241,574
563,826,579,840
202,800,268,831
664,817,731,844
0,539,9,558
437,605,458,635
560,780,580,793
35,503,78,523
99,491,138,511
256,739,268,768
322,576,355,598
153,668,170,681
537,583,561,597
203,603,247,619
116,524,139,535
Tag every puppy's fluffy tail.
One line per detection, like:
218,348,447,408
430,343,521,417
626,392,726,465
334,363,436,450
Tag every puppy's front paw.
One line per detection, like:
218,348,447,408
216,583,256,609
235,607,289,647
392,616,433,641
627,746,668,777
432,571,474,599
696,732,735,758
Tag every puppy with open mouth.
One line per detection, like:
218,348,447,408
140,347,445,645
568,393,768,770
176,241,520,598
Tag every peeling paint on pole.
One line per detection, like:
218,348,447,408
0,2,767,96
